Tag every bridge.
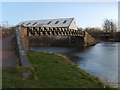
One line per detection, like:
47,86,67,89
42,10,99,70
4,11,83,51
16,25,95,53
15,18,96,68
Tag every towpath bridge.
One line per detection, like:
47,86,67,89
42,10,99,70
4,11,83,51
15,25,95,67
15,18,95,68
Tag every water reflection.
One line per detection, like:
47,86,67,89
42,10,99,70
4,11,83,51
30,42,119,87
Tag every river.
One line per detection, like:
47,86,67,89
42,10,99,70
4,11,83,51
30,42,119,87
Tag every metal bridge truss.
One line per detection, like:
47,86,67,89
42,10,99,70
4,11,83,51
26,27,85,37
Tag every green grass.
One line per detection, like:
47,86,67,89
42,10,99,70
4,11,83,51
3,52,108,88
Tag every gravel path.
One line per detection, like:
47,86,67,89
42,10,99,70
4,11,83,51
2,35,17,67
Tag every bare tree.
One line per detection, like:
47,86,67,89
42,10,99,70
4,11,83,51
110,21,117,32
103,19,117,33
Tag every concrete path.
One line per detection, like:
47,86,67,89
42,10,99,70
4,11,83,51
2,35,17,67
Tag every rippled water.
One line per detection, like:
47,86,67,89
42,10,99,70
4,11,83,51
30,42,119,87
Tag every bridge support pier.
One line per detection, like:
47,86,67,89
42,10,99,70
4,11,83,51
84,32,96,47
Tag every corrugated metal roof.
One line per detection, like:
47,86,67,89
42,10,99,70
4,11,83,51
17,18,74,28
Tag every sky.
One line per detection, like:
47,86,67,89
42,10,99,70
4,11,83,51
1,2,118,28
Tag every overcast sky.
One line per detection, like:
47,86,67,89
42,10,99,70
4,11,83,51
2,2,118,28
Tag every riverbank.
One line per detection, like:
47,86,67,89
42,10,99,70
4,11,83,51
3,52,109,88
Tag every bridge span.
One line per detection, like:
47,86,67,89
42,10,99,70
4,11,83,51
16,25,95,67
16,25,95,54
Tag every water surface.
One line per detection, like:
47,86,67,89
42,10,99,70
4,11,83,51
30,42,119,87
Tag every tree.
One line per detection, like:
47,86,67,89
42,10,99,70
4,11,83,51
103,19,117,33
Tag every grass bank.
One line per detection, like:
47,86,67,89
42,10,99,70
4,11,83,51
3,52,109,88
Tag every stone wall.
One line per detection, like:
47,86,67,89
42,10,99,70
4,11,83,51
19,26,29,53
84,32,96,46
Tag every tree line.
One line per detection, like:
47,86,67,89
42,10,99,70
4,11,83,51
81,19,119,42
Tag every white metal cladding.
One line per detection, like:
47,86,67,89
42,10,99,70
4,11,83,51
17,18,75,28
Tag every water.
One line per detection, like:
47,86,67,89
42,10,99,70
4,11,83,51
30,42,119,87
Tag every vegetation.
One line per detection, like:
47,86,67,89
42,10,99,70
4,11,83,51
84,19,119,42
103,19,117,33
3,52,109,88
2,27,15,37
84,27,102,41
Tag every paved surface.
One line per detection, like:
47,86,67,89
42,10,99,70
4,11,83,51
2,35,17,67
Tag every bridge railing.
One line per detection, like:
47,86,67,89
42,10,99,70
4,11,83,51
24,26,85,37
